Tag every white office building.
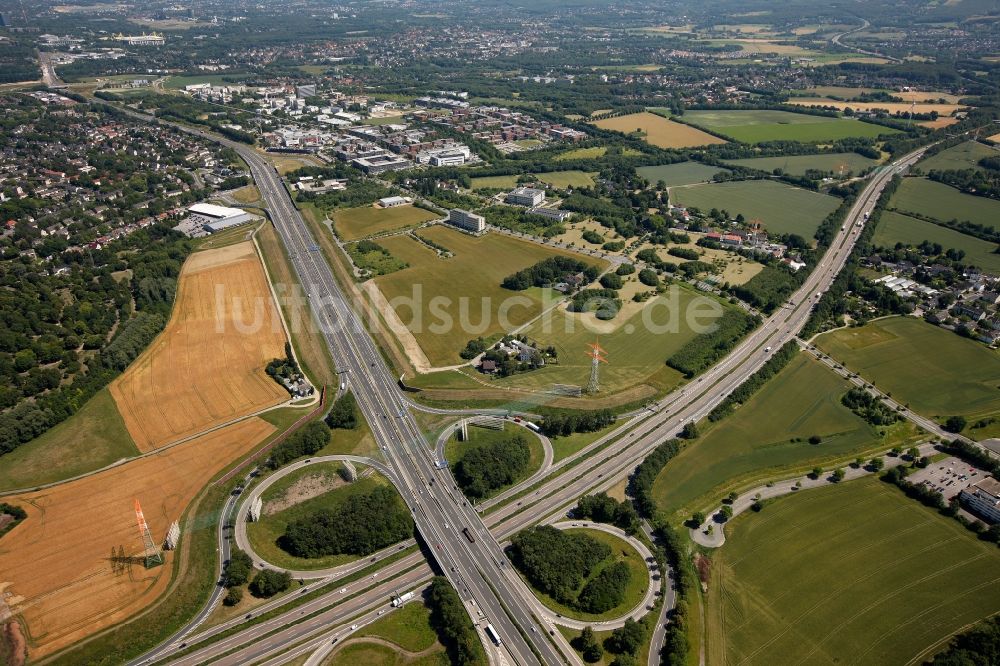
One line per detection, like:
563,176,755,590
960,477,1000,524
447,208,486,234
506,187,545,207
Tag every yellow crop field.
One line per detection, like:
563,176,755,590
0,418,275,659
110,242,289,451
591,112,725,148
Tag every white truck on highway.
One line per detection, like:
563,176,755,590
392,591,414,607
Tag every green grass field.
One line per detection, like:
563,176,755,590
536,171,597,188
356,600,441,652
669,180,841,238
554,146,643,161
0,388,139,492
723,152,880,177
246,472,408,571
918,141,999,172
519,527,649,622
891,177,1000,230
682,109,897,144
651,353,913,515
636,161,729,187
443,423,545,497
469,174,519,190
373,226,606,366
334,205,440,241
872,211,1000,274
325,641,447,666
707,477,1000,666
815,316,1000,424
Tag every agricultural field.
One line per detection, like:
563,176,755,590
681,109,897,144
650,353,911,516
815,317,1000,426
789,98,967,117
0,388,137,492
520,527,649,622
536,171,597,188
668,180,841,238
334,205,440,241
917,140,999,172
554,146,643,161
723,152,880,177
109,242,289,451
794,87,964,104
487,285,714,397
246,469,405,571
706,477,1000,666
0,417,275,659
871,211,1000,274
636,161,729,187
370,226,606,368
590,112,726,149
890,177,1000,230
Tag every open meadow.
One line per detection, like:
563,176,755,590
650,353,904,516
0,417,275,659
872,211,1000,274
707,477,1000,666
681,109,897,144
815,316,1000,424
334,205,440,241
590,112,726,149
109,242,289,451
371,226,606,367
918,141,999,172
636,161,728,187
668,180,841,238
723,152,880,177
890,177,1000,233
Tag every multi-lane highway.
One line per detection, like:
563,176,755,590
123,103,928,666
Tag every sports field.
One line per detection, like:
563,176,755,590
723,152,880,177
109,242,289,451
334,205,440,241
707,477,1000,666
590,112,726,149
668,180,841,238
917,141,999,171
872,211,1000,274
371,226,606,367
0,417,275,659
891,177,1000,232
815,317,1000,423
246,471,405,571
682,109,896,144
636,161,728,187
650,354,897,515
486,286,710,396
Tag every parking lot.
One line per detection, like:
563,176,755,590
905,456,988,501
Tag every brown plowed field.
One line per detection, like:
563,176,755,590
110,242,288,451
0,417,275,659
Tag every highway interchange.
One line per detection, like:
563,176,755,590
126,111,929,666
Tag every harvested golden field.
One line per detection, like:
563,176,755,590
591,112,726,148
789,98,968,116
919,117,960,129
110,242,288,452
0,418,275,659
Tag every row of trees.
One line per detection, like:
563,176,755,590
539,408,616,438
501,256,598,291
575,492,640,534
841,388,901,426
266,421,331,469
279,485,413,558
454,435,530,499
325,391,358,430
666,309,759,378
709,342,798,422
426,577,487,666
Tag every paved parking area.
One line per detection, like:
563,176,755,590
905,456,989,501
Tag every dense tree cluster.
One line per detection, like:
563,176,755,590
567,288,622,320
928,616,1000,665
266,421,331,469
629,439,681,517
730,265,804,313
508,526,617,608
501,256,598,291
325,391,358,430
426,577,487,666
280,485,413,558
841,388,901,426
249,568,292,598
666,309,759,378
577,561,630,613
454,435,530,498
539,408,615,437
221,549,253,588
575,493,640,534
0,503,27,539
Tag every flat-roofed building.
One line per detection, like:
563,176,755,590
447,208,486,234
379,196,410,208
960,476,1000,524
529,207,572,222
506,186,545,207
187,203,256,233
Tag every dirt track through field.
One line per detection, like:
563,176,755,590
0,417,275,660
110,242,288,451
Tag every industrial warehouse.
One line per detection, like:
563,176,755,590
174,203,259,237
